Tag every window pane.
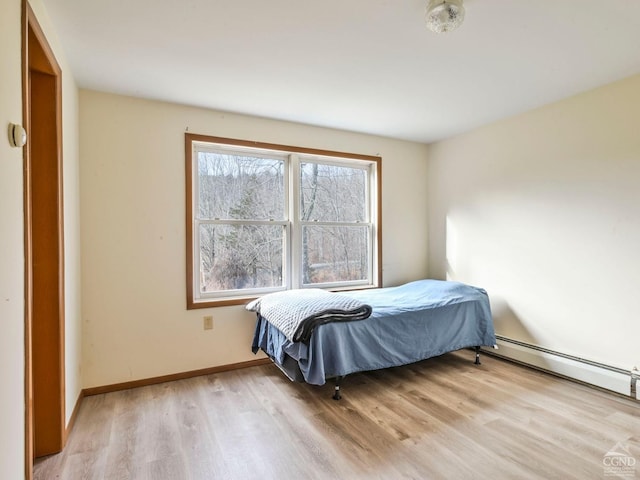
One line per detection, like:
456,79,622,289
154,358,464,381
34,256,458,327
302,225,369,284
199,223,284,292
198,152,285,220
300,162,366,222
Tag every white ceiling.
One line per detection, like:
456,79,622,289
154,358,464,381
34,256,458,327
44,0,640,143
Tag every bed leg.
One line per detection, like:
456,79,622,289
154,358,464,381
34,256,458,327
474,346,482,365
332,376,344,401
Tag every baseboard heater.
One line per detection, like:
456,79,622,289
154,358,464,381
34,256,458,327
483,335,639,400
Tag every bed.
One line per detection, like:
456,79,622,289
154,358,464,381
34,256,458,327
249,279,497,399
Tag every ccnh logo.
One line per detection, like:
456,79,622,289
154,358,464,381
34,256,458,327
603,442,636,478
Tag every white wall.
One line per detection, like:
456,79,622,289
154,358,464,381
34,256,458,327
427,74,640,374
0,1,81,477
79,90,430,388
0,0,27,476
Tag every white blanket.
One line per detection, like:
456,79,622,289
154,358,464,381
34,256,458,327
246,289,372,343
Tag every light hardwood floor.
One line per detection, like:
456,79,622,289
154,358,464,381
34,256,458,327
35,351,639,480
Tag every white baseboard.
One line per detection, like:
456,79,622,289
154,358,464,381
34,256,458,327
484,336,637,400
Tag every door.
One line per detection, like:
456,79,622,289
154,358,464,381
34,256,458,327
22,1,66,472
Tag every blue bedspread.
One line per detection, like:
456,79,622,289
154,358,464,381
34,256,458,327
252,279,496,385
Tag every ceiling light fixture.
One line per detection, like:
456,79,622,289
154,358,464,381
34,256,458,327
425,0,465,33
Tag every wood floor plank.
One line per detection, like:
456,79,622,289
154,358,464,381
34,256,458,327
34,352,639,480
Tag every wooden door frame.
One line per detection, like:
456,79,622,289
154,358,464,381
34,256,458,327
22,0,65,476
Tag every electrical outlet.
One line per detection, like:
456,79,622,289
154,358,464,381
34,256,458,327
203,315,213,330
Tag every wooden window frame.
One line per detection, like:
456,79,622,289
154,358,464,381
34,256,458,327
185,133,382,309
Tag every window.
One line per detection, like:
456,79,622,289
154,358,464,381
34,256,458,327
186,134,381,308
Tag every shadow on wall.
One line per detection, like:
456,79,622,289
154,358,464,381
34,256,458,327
442,213,534,340
442,213,552,372
484,296,556,375
490,296,536,345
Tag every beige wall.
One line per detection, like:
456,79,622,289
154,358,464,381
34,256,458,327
0,0,27,476
79,90,430,388
0,1,81,477
427,74,640,372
